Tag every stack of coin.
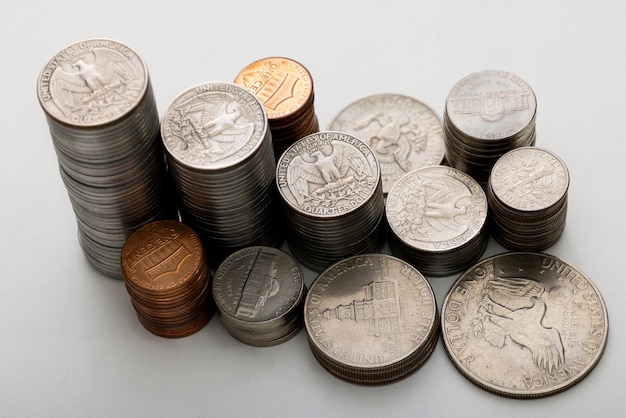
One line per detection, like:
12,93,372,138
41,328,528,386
386,165,489,276
304,254,439,385
327,93,446,194
487,147,569,251
276,131,385,272
212,246,306,347
37,39,170,278
161,82,283,268
120,220,213,338
443,70,537,187
441,252,608,398
234,57,319,158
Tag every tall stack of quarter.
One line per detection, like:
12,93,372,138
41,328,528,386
443,70,537,187
161,82,283,268
327,93,446,194
120,220,213,338
212,246,306,346
386,165,489,276
276,131,385,272
234,57,319,158
304,254,439,385
487,147,569,251
37,39,170,278
441,252,608,398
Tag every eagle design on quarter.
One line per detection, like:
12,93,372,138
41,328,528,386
286,140,373,206
50,48,139,118
473,276,565,373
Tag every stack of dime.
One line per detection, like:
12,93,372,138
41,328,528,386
441,252,608,398
386,165,489,277
443,70,537,187
212,246,306,347
304,254,439,385
487,147,569,251
120,220,213,338
276,131,385,272
37,39,170,278
327,93,446,194
234,57,319,158
161,82,283,268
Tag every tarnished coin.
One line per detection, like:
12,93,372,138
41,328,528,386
386,165,489,276
328,93,445,193
212,246,306,346
276,131,385,271
304,254,439,385
441,252,608,398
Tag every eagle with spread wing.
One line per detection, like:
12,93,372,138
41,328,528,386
474,276,565,373
50,48,137,117
286,141,373,206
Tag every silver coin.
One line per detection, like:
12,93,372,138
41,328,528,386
441,252,608,398
328,93,445,194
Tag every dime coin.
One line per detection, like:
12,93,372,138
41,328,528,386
441,252,608,398
328,93,445,194
304,254,439,385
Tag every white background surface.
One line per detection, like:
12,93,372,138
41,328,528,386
1,1,624,416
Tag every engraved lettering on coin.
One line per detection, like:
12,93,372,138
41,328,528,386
328,94,445,193
386,166,487,250
38,39,146,125
441,252,608,398
162,83,266,169
278,132,379,214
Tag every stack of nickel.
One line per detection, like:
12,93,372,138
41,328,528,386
212,246,306,347
37,38,170,278
327,93,446,194
161,82,283,268
386,165,489,276
441,252,608,398
120,220,213,338
276,131,385,272
443,70,537,187
487,147,569,251
234,57,319,158
304,254,439,385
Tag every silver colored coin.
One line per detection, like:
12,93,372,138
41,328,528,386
386,165,489,276
304,254,439,385
328,93,445,194
441,252,608,398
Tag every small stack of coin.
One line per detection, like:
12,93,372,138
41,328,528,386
304,254,439,385
121,220,213,338
487,147,569,251
276,131,385,272
212,246,306,347
234,57,319,158
37,38,170,278
327,93,446,194
161,82,283,268
443,70,537,187
386,165,489,276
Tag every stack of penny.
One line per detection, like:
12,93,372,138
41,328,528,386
327,93,446,195
161,82,283,268
304,254,439,385
487,147,569,251
212,246,306,347
120,220,213,338
443,69,537,187
37,38,170,278
276,131,385,272
234,57,319,158
386,165,489,277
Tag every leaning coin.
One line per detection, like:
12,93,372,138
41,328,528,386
328,93,445,194
441,252,608,398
